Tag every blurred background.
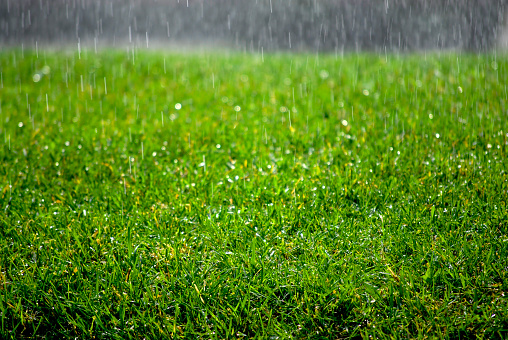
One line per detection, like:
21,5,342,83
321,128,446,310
0,0,507,52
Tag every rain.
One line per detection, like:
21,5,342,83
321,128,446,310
0,0,507,339
0,0,506,52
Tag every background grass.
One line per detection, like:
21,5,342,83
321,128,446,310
0,49,507,339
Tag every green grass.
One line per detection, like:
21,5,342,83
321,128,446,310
0,48,507,339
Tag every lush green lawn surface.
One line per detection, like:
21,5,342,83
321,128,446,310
0,49,507,339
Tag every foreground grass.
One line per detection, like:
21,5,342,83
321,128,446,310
0,48,507,339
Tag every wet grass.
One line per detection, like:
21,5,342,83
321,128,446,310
0,48,507,339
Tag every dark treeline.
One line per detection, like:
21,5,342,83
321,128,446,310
0,0,506,52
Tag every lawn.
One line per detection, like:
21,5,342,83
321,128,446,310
0,48,507,339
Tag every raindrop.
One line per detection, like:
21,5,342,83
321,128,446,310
319,70,329,79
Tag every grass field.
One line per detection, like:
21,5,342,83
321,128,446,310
0,48,507,339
